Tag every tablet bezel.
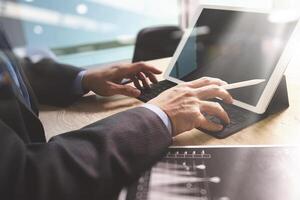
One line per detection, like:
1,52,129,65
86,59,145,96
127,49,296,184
163,5,300,114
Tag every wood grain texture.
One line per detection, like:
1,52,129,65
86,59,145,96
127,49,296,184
39,57,300,145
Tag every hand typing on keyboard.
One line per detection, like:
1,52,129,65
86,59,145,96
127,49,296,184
82,62,162,97
149,77,233,136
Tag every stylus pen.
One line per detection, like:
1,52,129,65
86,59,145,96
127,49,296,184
121,78,266,90
222,79,266,90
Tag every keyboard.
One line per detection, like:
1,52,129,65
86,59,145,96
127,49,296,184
200,100,261,138
137,80,177,102
137,80,263,138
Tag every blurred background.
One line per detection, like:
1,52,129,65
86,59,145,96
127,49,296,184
0,0,299,68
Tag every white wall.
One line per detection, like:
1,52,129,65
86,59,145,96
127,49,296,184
181,0,300,27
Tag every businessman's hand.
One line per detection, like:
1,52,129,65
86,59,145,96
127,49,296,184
149,77,233,136
82,62,162,97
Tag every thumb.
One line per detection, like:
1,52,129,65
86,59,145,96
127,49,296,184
110,82,141,97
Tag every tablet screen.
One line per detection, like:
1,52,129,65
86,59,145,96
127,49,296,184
169,8,297,106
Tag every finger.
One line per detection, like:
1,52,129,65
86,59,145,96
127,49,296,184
125,62,162,75
144,71,159,84
200,101,230,124
196,85,233,104
109,82,141,97
187,77,227,88
131,76,142,90
137,72,150,88
196,114,224,132
140,63,162,74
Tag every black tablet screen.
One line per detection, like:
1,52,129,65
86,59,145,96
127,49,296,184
169,9,297,106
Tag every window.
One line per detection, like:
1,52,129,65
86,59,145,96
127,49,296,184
184,0,300,27
0,0,179,67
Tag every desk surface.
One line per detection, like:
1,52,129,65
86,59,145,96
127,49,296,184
40,57,300,146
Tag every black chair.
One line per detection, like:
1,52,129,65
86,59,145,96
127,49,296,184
132,26,183,62
0,26,12,51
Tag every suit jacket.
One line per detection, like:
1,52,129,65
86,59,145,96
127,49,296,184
0,30,171,200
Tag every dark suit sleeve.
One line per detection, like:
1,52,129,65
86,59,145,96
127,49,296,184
0,107,172,200
21,58,84,107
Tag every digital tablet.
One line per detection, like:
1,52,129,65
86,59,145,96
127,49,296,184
164,5,300,114
125,145,300,200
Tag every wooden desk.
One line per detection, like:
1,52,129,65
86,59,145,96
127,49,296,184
40,57,300,145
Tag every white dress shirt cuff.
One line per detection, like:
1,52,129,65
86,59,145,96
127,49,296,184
141,104,172,135
72,70,87,95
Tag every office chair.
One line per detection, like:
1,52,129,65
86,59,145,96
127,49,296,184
132,26,183,62
0,26,12,50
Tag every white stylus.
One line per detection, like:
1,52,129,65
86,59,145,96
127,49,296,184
222,79,266,90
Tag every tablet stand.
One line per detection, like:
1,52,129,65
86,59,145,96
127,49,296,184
263,75,289,117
